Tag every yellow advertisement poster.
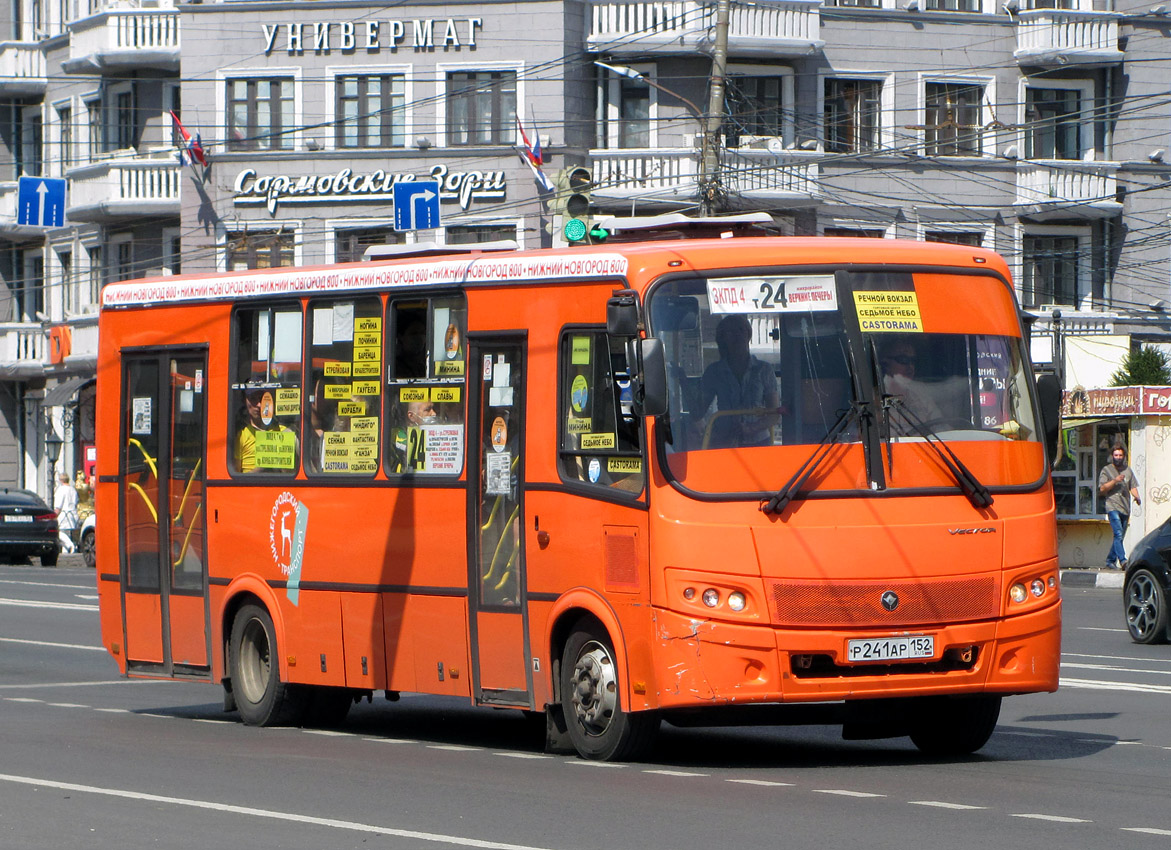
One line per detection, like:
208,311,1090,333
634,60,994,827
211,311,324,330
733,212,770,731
581,433,617,450
607,457,642,473
325,384,352,400
852,291,923,333
566,417,591,434
400,387,429,402
275,388,301,417
571,336,591,365
323,361,351,377
338,401,366,417
436,360,465,376
351,416,378,432
254,429,296,469
352,380,381,396
432,386,461,404
352,361,381,378
354,331,381,348
354,346,381,363
355,317,381,333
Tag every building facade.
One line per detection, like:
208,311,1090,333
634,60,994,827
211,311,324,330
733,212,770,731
2,0,1169,510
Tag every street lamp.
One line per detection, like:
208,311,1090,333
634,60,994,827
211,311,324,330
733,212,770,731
45,430,63,498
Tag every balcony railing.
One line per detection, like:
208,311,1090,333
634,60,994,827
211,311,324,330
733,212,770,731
0,42,46,96
590,147,820,206
64,8,180,73
0,323,47,376
66,157,180,222
589,0,824,57
1013,10,1122,66
1015,161,1121,220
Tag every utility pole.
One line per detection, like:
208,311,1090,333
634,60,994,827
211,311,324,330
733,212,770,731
699,0,730,215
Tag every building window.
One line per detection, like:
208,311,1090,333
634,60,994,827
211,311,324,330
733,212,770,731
725,76,786,146
825,78,882,154
226,230,295,271
227,78,294,151
163,229,181,275
924,82,985,157
17,107,42,177
446,223,517,245
57,105,72,169
88,245,102,306
115,89,134,150
1025,87,1081,160
1022,233,1079,308
925,0,980,10
59,250,74,313
335,227,401,262
114,239,134,282
86,97,101,161
336,74,405,148
824,227,885,238
446,71,516,146
925,230,983,246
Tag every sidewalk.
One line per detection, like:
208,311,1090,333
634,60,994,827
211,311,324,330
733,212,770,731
1060,567,1125,589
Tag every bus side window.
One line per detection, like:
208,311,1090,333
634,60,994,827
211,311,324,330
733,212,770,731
305,297,383,476
558,330,644,494
387,295,467,476
230,305,302,475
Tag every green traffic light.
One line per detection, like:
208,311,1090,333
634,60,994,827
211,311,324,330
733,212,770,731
563,217,588,242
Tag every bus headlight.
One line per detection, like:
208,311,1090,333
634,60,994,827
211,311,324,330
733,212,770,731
1030,579,1045,598
728,592,747,612
702,589,720,608
1009,583,1027,603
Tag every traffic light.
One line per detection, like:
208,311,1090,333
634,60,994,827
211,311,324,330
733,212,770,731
551,166,608,245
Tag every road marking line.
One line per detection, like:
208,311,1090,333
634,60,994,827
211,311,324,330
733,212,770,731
301,730,353,737
813,790,885,798
566,761,624,768
139,713,173,719
0,772,556,850
1065,651,1171,666
1075,627,1128,633
0,637,106,652
1064,661,1171,677
426,745,481,752
46,703,90,709
909,801,986,810
495,753,552,760
76,594,99,600
1123,828,1171,836
93,708,131,713
192,719,234,725
0,680,140,690
643,769,708,777
726,779,794,787
1061,677,1171,695
0,579,94,590
1011,814,1091,823
4,697,43,703
364,738,415,744
0,597,97,612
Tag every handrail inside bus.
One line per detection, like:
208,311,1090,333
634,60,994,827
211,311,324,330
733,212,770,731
172,459,202,523
126,482,158,524
172,503,203,568
127,438,158,480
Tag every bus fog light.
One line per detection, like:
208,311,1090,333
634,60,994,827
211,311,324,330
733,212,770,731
1009,583,1027,603
683,587,696,601
728,592,746,612
1048,576,1056,589
1030,579,1045,597
702,589,720,608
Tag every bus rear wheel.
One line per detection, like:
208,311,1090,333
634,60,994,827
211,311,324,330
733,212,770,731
908,695,1001,757
560,625,657,761
229,603,305,726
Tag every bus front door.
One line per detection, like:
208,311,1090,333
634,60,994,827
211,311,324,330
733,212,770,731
467,337,532,707
119,350,210,678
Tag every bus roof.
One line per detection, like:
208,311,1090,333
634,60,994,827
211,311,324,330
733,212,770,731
101,237,1010,310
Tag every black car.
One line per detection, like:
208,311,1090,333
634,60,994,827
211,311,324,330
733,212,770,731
1123,518,1171,643
0,489,59,566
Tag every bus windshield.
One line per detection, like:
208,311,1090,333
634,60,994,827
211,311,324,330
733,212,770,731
648,271,1044,497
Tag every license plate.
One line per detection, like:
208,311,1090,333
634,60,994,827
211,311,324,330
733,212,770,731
847,635,934,663
3,515,34,523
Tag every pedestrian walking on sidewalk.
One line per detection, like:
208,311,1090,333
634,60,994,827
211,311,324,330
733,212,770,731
53,472,79,555
1099,445,1141,569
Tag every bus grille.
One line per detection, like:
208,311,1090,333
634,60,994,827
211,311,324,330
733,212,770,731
767,575,999,628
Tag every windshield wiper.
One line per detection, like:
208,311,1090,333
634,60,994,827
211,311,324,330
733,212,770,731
762,405,857,515
887,400,994,509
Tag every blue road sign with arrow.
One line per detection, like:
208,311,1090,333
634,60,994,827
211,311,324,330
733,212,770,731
393,181,441,232
17,177,67,228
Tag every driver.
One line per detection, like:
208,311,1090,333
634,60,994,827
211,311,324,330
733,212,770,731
879,338,943,429
701,314,780,447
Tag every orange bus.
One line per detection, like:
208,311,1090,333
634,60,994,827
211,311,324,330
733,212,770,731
95,231,1062,761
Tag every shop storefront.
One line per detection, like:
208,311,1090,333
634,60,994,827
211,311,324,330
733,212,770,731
1056,386,1171,568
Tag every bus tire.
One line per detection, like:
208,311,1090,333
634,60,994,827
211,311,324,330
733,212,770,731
229,604,305,727
909,695,1001,757
560,625,658,761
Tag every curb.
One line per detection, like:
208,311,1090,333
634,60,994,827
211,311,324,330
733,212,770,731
1060,569,1125,590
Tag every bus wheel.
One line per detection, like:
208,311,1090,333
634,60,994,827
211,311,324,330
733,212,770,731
909,695,1001,757
560,626,658,761
229,604,305,726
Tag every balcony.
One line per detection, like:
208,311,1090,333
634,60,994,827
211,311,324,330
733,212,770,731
0,323,47,379
1013,10,1123,67
0,42,47,96
590,147,820,207
63,7,179,74
66,156,180,222
1015,161,1121,221
0,183,49,242
589,0,824,58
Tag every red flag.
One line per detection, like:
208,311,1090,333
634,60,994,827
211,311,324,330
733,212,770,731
170,110,208,168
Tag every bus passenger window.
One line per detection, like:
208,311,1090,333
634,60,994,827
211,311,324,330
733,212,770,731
231,306,303,475
558,331,644,494
387,296,467,475
306,297,383,476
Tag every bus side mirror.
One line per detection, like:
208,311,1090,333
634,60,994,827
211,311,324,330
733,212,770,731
634,338,667,418
607,290,640,337
1036,373,1061,466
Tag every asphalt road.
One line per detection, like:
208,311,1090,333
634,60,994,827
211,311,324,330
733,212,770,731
2,566,1170,850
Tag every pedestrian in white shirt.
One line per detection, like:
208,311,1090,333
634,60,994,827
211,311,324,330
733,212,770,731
53,472,78,555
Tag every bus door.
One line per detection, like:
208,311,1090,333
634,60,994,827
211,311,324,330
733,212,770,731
467,336,532,707
119,350,210,677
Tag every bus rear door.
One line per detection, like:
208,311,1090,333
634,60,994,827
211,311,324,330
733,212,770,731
119,350,210,677
467,336,532,706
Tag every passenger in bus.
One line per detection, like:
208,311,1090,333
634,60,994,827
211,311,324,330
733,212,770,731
878,338,944,429
235,388,294,473
700,314,780,448
392,400,438,472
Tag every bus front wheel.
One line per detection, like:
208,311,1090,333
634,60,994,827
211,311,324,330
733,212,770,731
229,604,305,726
560,625,658,761
908,695,1001,757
